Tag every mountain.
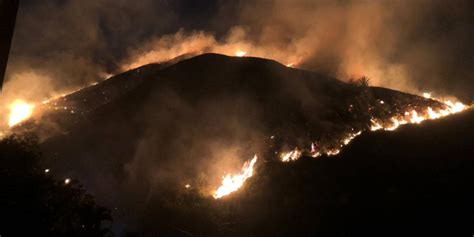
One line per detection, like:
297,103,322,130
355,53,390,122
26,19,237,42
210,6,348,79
13,53,466,235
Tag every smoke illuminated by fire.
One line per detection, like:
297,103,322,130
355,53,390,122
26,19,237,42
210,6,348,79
121,29,304,72
213,155,258,199
8,100,35,127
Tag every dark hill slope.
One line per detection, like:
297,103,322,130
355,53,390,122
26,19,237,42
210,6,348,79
236,109,474,237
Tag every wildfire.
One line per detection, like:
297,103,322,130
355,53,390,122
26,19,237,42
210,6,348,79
343,131,362,145
370,118,383,131
213,155,258,199
311,142,321,158
281,148,302,162
326,149,341,156
281,95,468,164
8,100,35,127
370,97,468,132
234,50,247,57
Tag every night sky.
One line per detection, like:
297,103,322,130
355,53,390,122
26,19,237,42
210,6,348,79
5,0,473,101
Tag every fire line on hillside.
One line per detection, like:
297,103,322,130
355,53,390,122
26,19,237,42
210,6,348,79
0,53,470,199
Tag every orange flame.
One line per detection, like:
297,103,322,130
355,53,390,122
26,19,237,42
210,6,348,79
8,100,34,127
213,155,258,199
281,148,302,162
234,50,247,57
282,95,468,164
370,96,468,132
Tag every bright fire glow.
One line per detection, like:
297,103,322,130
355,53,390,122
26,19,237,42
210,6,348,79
311,142,321,158
370,98,468,132
234,50,247,57
281,148,302,162
213,155,258,199
410,110,424,124
326,149,341,156
283,96,469,164
8,100,34,127
343,131,362,145
370,118,383,131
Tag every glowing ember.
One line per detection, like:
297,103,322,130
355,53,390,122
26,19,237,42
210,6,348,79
343,131,362,144
370,118,383,131
311,142,321,157
370,97,467,134
409,110,424,124
64,178,70,184
234,50,247,57
423,92,432,99
8,100,34,127
427,107,441,119
444,100,465,113
384,118,401,131
326,149,341,156
281,95,468,163
281,148,302,162
213,155,258,199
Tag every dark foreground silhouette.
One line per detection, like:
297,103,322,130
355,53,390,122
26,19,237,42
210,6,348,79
0,135,111,237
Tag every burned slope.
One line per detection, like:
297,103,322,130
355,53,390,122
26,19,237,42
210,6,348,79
231,109,474,237
35,54,445,232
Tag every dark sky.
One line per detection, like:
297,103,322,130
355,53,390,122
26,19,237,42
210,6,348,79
4,0,473,101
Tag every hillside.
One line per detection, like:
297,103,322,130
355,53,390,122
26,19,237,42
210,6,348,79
11,53,465,235
32,53,441,188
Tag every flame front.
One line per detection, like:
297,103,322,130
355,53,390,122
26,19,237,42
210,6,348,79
213,155,258,199
8,100,34,127
281,95,468,164
370,97,467,132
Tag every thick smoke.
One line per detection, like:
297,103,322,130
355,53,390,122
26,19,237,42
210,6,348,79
234,0,473,100
122,0,472,100
4,0,472,105
3,0,179,106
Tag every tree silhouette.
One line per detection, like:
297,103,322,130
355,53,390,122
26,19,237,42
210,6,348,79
357,76,370,87
0,134,112,237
